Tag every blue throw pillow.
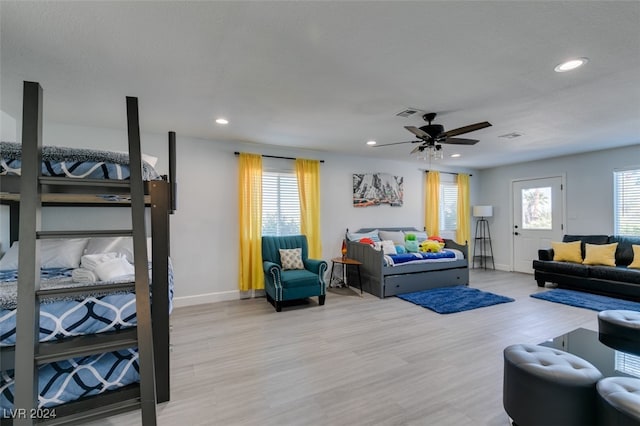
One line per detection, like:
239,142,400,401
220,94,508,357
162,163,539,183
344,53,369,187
395,245,407,254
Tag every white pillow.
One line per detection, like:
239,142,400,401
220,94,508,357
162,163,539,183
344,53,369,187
380,240,397,255
0,238,89,271
378,230,405,246
84,237,152,263
279,248,305,270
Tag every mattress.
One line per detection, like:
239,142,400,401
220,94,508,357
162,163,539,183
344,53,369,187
0,263,173,411
0,141,160,181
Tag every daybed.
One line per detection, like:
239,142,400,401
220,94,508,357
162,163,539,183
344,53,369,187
533,234,640,301
345,227,469,298
0,81,176,424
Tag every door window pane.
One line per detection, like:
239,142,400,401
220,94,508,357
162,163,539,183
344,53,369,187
522,187,552,230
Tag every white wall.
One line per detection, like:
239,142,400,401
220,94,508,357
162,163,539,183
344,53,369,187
477,144,640,271
2,122,479,306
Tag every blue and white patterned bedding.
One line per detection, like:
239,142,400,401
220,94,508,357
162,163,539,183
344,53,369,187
1,349,140,410
384,249,462,266
0,141,160,181
0,263,173,411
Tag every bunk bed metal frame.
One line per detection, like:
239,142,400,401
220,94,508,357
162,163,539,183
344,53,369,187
0,81,176,425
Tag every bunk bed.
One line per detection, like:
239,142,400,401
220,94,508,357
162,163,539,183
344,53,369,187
346,227,469,298
0,82,176,425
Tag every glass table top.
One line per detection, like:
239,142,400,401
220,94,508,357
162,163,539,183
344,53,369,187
540,327,640,379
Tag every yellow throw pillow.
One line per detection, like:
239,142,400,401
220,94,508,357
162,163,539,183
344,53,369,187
582,243,618,267
552,241,583,263
629,245,640,269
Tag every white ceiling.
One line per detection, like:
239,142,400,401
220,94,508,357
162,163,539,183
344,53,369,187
1,1,639,169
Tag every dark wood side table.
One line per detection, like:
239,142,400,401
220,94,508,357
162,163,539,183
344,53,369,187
330,257,363,294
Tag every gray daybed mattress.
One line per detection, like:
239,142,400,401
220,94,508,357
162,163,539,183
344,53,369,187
345,227,469,298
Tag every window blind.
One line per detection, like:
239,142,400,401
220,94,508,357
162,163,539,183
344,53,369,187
614,169,640,236
262,171,300,236
440,182,458,232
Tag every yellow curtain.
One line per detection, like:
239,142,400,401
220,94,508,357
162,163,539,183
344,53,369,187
456,173,470,245
425,171,440,236
238,153,264,291
295,158,322,258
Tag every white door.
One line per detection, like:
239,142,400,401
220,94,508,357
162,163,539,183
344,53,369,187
512,177,564,273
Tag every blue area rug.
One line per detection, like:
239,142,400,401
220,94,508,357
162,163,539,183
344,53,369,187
397,285,515,314
531,289,640,312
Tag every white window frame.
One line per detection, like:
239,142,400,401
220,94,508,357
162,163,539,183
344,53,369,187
439,174,458,239
614,168,640,236
262,168,300,237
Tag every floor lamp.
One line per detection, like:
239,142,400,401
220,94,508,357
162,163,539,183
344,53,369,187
472,205,495,270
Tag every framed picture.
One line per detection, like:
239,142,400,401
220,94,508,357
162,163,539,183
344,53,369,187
353,173,403,207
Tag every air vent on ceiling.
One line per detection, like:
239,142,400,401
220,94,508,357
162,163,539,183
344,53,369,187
499,132,523,139
396,108,423,118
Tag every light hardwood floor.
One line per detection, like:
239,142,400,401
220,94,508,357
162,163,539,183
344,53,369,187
87,270,598,426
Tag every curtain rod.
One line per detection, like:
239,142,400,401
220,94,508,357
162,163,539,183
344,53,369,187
234,152,324,163
422,169,473,177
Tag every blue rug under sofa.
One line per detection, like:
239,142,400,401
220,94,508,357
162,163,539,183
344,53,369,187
397,285,515,314
531,288,640,312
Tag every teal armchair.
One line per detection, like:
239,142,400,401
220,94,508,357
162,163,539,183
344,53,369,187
262,235,327,312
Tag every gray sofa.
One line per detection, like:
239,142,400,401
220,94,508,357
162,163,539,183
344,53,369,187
533,235,640,301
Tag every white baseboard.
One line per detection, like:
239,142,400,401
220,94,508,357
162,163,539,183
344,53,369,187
172,289,267,308
173,290,240,308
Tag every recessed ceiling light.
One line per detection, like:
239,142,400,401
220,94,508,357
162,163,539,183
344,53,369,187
366,140,377,146
450,153,461,158
554,57,589,73
215,118,229,125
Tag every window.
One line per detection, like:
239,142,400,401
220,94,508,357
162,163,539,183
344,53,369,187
262,170,300,236
439,178,457,236
614,168,640,236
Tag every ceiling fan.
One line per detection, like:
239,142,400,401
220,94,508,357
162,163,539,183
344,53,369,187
375,112,492,155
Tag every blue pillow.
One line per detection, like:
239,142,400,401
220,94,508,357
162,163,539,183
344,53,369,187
347,230,380,242
405,231,428,242
395,245,407,254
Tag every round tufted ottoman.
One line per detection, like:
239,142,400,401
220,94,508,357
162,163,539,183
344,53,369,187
597,377,640,426
503,344,603,426
598,310,640,355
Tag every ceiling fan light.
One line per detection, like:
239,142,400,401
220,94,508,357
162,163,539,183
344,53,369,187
554,57,588,72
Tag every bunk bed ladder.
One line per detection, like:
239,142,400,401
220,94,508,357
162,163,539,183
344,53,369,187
12,82,157,425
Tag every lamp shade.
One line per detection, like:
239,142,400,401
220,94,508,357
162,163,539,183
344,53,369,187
473,205,493,217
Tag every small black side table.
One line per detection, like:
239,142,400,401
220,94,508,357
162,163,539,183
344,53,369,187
330,257,363,294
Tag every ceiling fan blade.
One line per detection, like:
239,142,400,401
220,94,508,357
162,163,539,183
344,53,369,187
373,140,421,147
410,145,424,154
442,121,492,138
405,126,431,139
441,137,479,145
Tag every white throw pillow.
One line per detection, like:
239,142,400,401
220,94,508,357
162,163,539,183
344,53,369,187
0,238,89,271
279,248,305,270
380,240,397,255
